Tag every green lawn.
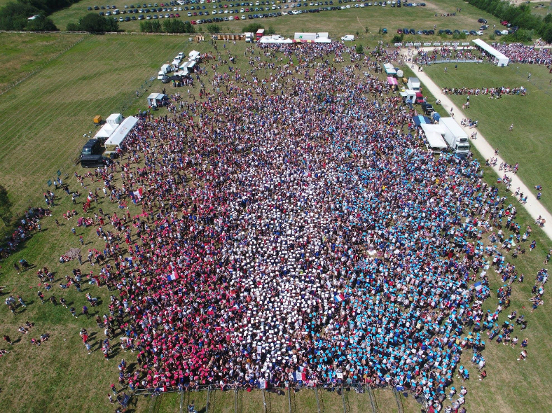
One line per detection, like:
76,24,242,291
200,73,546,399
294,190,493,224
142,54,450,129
0,32,86,93
423,62,552,214
0,34,186,217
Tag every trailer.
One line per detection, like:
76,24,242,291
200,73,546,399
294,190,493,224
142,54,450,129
439,117,470,156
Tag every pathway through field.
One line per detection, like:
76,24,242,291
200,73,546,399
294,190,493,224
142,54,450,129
399,47,552,241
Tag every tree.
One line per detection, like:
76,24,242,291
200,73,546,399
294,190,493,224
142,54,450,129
26,15,58,31
243,22,263,33
78,13,118,33
183,21,194,33
391,33,403,43
542,25,552,44
0,1,40,30
356,44,364,54
0,184,13,226
66,22,79,31
207,23,221,34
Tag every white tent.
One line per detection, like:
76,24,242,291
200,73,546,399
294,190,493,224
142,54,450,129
420,124,448,150
94,113,122,140
106,113,123,126
104,116,138,152
259,35,293,44
383,63,397,76
147,93,167,107
94,122,117,140
188,50,200,61
472,39,509,66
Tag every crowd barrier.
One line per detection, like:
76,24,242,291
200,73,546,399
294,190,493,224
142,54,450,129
129,382,424,413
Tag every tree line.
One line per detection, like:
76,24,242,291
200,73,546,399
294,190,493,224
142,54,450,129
467,0,552,43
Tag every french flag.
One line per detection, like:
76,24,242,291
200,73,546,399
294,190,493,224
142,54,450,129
167,269,179,282
334,293,345,303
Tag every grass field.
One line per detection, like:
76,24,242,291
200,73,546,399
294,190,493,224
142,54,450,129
423,62,552,214
49,0,502,41
144,386,420,412
0,34,186,217
0,15,552,413
0,33,86,93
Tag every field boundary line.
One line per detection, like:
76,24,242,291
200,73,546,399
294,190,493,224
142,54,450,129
0,34,89,97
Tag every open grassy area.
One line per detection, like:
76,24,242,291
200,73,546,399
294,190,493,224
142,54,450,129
0,34,187,218
423,62,552,214
0,32,86,93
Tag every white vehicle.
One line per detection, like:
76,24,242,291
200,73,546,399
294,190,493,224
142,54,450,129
439,117,470,156
341,34,355,41
407,77,421,91
501,30,509,35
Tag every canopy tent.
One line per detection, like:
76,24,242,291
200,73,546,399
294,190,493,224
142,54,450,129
93,122,117,140
387,77,398,86
259,35,293,44
188,50,201,61
420,124,448,150
104,116,138,152
147,93,167,107
472,39,509,66
412,115,431,126
383,63,397,76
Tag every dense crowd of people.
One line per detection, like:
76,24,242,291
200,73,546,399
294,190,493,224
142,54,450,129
441,86,526,97
492,43,552,66
41,42,541,413
1,42,548,413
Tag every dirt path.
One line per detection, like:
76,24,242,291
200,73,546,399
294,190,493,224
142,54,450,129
398,47,552,241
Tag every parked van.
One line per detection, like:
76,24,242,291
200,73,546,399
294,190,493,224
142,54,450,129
81,139,102,157
80,155,109,168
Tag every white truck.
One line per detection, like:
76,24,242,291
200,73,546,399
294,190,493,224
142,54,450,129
407,77,421,92
439,117,470,156
157,64,172,80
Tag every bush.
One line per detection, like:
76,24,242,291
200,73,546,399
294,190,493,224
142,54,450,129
503,29,532,43
266,25,275,35
243,23,263,33
391,33,403,43
140,20,162,33
163,19,186,33
183,21,195,33
25,15,58,31
356,44,364,54
79,13,118,33
452,32,467,40
207,24,221,34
